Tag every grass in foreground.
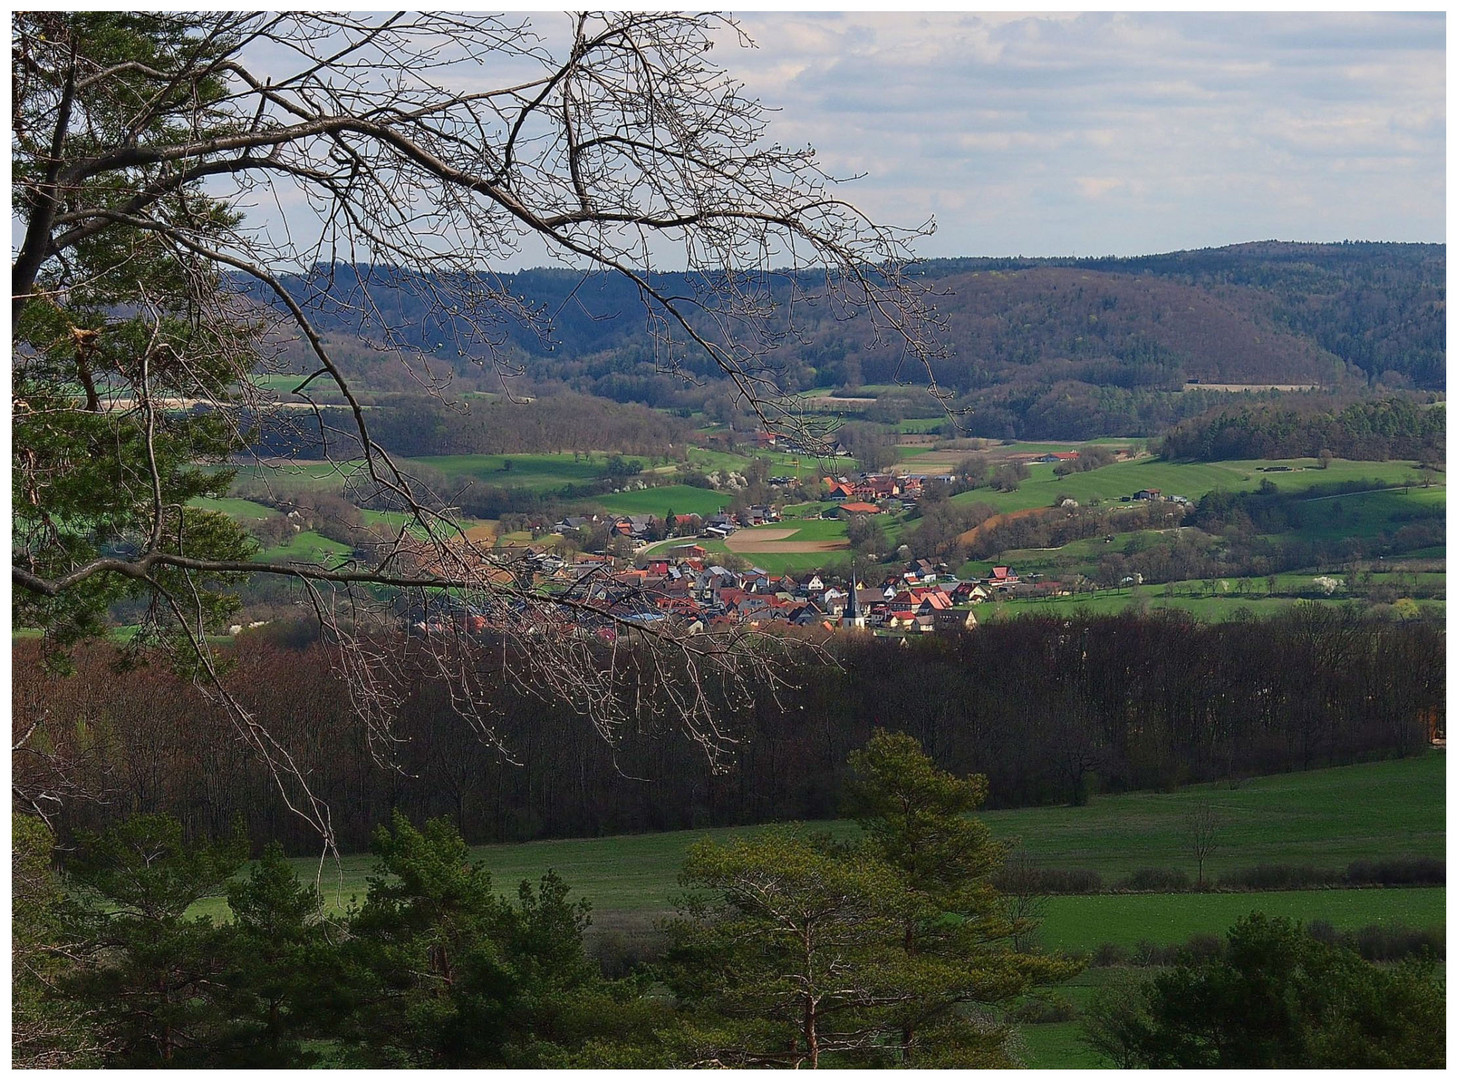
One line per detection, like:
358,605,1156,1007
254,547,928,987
188,752,1443,924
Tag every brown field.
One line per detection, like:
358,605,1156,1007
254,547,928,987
724,528,850,554
956,505,1058,549
461,522,498,543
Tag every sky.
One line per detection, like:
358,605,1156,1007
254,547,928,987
712,11,1445,259
211,10,1445,268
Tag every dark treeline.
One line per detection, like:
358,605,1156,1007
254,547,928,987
247,390,692,462
16,606,1440,855
1158,396,1445,463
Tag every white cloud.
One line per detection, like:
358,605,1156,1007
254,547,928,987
715,10,1444,256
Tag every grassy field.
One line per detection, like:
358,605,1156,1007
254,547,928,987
685,446,822,473
1037,888,1445,951
228,460,368,495
972,591,1444,623
191,496,282,520
595,485,731,518
194,752,1443,925
186,751,1443,1070
948,457,1435,516
253,530,353,564
406,452,640,490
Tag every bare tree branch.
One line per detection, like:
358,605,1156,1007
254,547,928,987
12,12,936,841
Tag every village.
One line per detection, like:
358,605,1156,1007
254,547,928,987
395,466,1177,639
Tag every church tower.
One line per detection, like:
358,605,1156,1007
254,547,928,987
841,559,866,630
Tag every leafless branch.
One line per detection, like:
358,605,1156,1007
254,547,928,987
12,12,934,841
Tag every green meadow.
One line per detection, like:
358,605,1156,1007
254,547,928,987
407,452,642,490
973,592,1443,623
252,531,353,564
194,753,1443,927
595,484,731,518
191,496,282,520
948,457,1434,515
1037,888,1445,952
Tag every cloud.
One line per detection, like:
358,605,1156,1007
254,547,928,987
720,11,1445,256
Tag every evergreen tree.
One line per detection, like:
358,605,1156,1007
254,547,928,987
666,828,909,1067
1081,913,1445,1068
666,732,1079,1068
844,729,1079,1064
12,814,96,1068
215,843,329,1066
59,815,248,1066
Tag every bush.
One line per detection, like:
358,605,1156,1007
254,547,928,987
1344,923,1445,963
1130,940,1183,967
992,864,1103,895
1090,942,1130,968
1011,994,1078,1024
1114,866,1191,892
1218,863,1343,891
1081,913,1446,1068
1344,857,1444,886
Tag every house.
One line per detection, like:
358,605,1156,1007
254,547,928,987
933,608,978,633
838,501,881,515
1133,488,1161,501
988,566,1019,586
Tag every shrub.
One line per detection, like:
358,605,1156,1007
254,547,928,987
1011,994,1078,1024
1344,923,1445,963
1081,914,1446,1068
1090,942,1130,968
992,864,1103,895
1114,866,1191,892
1344,857,1444,886
1130,940,1183,967
1218,863,1343,891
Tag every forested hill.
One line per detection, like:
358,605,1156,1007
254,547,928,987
256,242,1443,435
919,242,1446,390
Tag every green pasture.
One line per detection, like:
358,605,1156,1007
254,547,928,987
692,518,853,573
949,457,1435,516
1404,545,1446,559
982,753,1444,881
897,418,946,434
594,485,730,518
1017,1019,1104,1069
190,496,281,520
694,544,850,575
189,752,1443,925
229,460,367,494
406,452,639,491
1037,888,1445,952
685,447,820,474
976,591,1442,623
249,372,313,394
253,530,353,564
763,517,850,541
1278,484,1444,545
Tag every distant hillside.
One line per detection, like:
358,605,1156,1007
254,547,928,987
250,242,1443,440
